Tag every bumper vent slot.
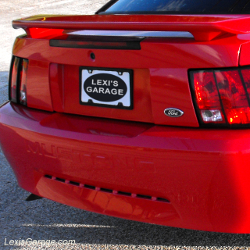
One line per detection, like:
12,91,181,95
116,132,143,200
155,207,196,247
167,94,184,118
136,194,152,200
44,175,170,203
84,184,95,190
69,181,80,186
100,188,113,193
156,197,170,203
117,191,132,197
55,177,65,183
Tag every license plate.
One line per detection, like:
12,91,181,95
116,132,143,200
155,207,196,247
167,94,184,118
80,68,133,109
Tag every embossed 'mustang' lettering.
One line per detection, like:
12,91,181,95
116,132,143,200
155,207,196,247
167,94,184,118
26,140,155,173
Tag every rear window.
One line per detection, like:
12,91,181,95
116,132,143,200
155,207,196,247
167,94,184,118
102,0,250,14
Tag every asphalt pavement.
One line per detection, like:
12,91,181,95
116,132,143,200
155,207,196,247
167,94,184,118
1,1,250,249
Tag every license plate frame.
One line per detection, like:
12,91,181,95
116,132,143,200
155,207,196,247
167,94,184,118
80,67,133,110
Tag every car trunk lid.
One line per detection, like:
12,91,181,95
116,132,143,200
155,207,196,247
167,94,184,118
11,14,250,127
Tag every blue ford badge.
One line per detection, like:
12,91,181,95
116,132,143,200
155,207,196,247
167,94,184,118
164,108,184,118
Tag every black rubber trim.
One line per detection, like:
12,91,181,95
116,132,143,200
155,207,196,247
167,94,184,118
8,57,21,103
98,11,250,15
95,0,119,14
8,56,15,101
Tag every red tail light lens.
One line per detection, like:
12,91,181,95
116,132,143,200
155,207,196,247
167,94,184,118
241,69,250,95
9,56,28,106
193,71,224,123
19,59,28,105
191,68,250,126
215,70,250,124
10,57,20,102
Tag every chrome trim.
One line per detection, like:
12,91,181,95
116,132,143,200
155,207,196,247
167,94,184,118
164,108,184,118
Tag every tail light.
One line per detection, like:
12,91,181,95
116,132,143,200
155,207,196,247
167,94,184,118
10,57,20,103
190,68,250,127
9,56,28,105
19,59,28,105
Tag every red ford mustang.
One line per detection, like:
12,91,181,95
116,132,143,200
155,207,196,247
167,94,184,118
2,0,250,233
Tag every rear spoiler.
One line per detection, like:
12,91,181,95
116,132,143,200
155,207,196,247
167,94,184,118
12,14,250,41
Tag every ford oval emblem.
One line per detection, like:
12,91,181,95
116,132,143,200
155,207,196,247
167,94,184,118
164,108,184,118
84,73,127,102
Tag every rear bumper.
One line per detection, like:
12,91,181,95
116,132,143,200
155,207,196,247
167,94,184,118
1,102,250,233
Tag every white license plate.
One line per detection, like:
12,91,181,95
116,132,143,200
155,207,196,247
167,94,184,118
80,68,133,109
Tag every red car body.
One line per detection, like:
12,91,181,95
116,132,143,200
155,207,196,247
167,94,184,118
2,12,250,233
